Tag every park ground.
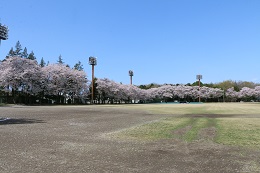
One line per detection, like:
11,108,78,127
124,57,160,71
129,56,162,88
0,103,260,173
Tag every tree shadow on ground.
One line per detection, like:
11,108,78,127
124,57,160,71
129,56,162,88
0,118,45,125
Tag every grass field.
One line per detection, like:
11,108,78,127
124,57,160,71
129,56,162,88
124,102,260,115
2,104,260,172
112,103,260,149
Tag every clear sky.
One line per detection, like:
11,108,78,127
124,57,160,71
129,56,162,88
0,0,259,85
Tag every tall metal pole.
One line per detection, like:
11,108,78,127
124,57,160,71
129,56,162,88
198,78,201,102
196,75,202,102
129,70,134,85
89,57,97,104
92,64,95,104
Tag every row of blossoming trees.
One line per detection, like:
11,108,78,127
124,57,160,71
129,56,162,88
96,78,260,103
96,78,224,103
0,56,88,104
225,86,260,102
1,56,260,104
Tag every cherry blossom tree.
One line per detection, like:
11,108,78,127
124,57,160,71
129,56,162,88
254,86,260,100
96,78,151,104
2,57,258,104
0,56,43,103
199,86,223,101
42,64,88,104
95,80,225,104
238,87,255,101
225,87,239,102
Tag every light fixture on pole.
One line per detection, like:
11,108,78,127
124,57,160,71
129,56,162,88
89,57,97,104
0,22,8,46
129,70,134,85
196,74,202,102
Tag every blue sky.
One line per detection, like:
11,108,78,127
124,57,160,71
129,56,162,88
0,0,259,85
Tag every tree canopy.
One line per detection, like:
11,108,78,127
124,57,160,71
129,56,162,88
0,56,88,104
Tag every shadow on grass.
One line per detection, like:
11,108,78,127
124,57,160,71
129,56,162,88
0,118,45,125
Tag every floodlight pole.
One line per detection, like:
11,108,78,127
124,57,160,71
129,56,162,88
89,57,97,104
0,23,8,46
196,75,202,102
129,70,134,85
92,65,94,103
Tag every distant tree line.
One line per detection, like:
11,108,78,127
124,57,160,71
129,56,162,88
7,41,84,70
139,80,258,92
1,41,259,104
95,79,260,103
0,41,88,104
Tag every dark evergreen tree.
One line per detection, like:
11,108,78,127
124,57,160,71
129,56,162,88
57,55,64,64
28,51,36,60
8,47,15,57
14,41,22,56
21,47,28,58
74,61,83,71
40,57,46,67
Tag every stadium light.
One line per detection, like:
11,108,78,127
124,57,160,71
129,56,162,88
196,74,202,102
129,70,134,85
0,23,8,46
89,57,97,104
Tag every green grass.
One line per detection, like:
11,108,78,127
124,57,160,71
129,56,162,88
119,102,260,115
182,118,216,142
116,117,218,142
110,103,260,148
215,118,260,148
116,118,191,141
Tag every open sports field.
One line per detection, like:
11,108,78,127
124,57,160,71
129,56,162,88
1,103,260,173
112,103,260,148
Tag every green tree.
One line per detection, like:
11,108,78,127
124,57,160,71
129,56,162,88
7,47,15,57
21,47,28,58
28,51,36,60
57,55,64,64
236,81,255,90
40,57,46,67
204,82,215,88
192,81,204,86
74,61,83,71
139,85,147,89
215,80,238,91
14,41,22,56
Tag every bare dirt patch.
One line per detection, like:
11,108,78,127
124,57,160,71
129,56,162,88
0,105,259,173
173,125,192,137
198,127,217,141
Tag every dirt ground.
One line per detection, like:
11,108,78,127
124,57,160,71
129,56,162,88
0,105,260,173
